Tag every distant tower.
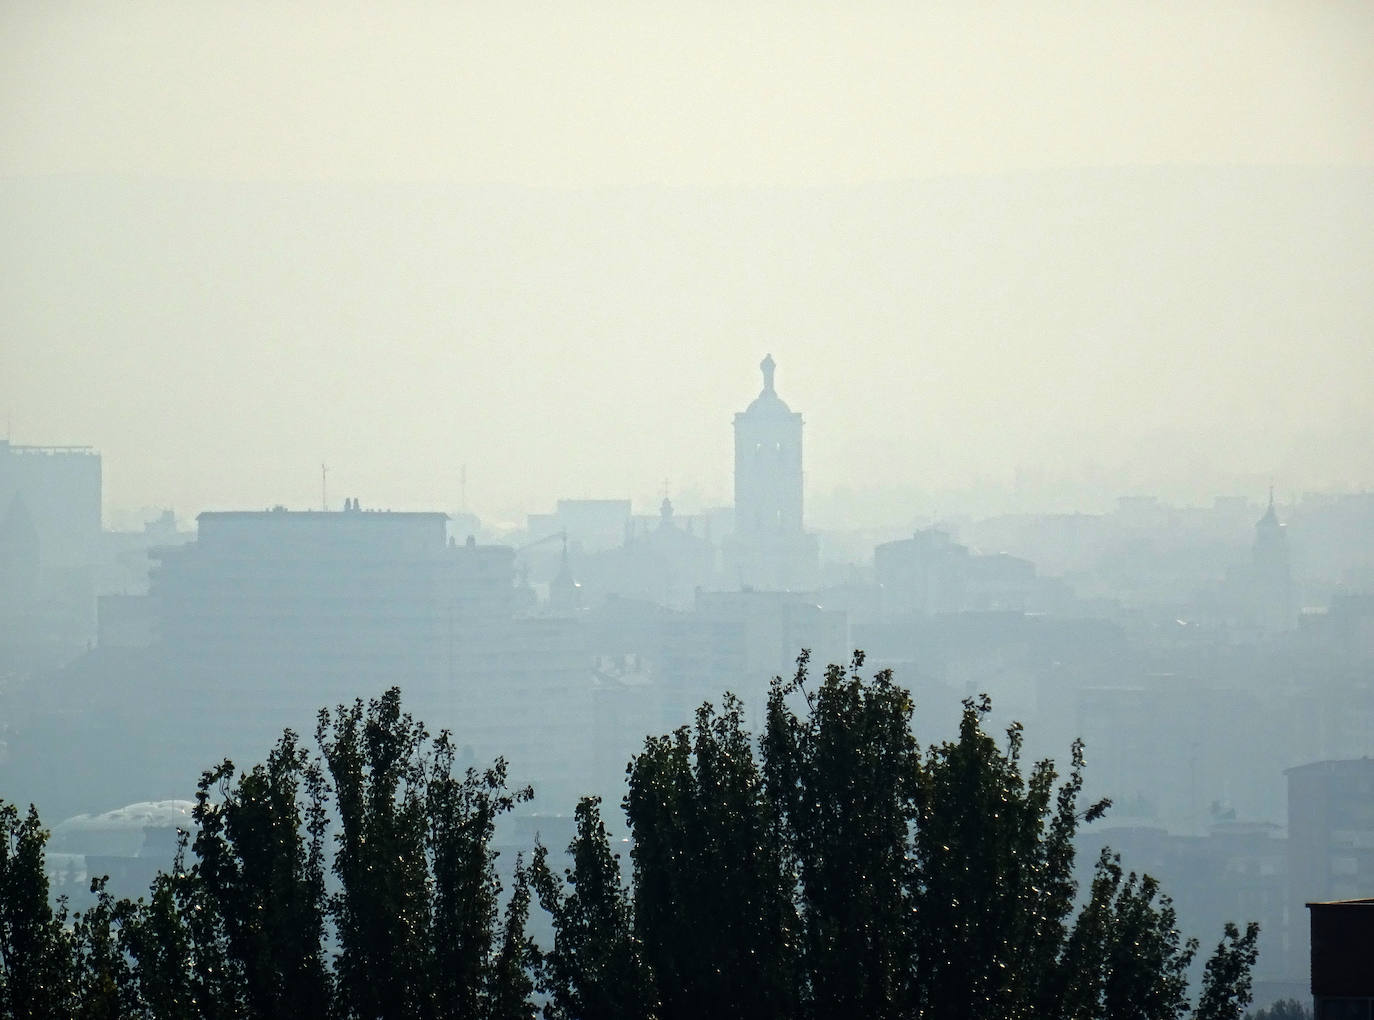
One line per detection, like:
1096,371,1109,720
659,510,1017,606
1251,488,1294,632
726,356,817,590
548,533,582,614
733,354,804,538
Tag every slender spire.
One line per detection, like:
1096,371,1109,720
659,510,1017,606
1258,485,1280,528
550,529,581,612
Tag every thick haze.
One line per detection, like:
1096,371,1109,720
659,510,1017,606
3,2,1373,523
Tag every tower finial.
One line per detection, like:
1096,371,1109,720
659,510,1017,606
760,353,776,393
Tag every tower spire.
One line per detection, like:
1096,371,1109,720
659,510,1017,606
1258,484,1280,528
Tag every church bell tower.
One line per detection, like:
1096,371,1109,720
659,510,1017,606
727,355,816,590
733,354,804,538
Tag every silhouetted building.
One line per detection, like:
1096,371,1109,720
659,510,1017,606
875,528,967,615
735,355,802,536
724,355,818,590
148,505,520,747
875,527,1048,615
1286,759,1374,983
0,440,101,569
154,507,451,678
578,497,716,610
0,441,102,661
140,503,613,810
1308,898,1374,1018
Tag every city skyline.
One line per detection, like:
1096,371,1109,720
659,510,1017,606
4,5,1373,520
13,336,1372,532
5,8,1374,1008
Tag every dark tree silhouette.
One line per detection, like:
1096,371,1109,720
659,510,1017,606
0,801,74,1017
608,652,1261,1020
623,694,797,1020
192,731,332,1019
531,796,649,1020
4,662,1260,1020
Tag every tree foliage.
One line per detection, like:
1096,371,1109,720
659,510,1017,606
763,651,918,1018
193,731,331,1019
2,688,531,1019
531,796,648,1020
1,802,74,1017
623,694,796,1020
3,660,1261,1019
609,651,1261,1020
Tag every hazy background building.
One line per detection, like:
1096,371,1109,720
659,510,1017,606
0,440,102,667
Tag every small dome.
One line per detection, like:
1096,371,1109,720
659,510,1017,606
745,390,793,415
56,800,197,832
743,353,793,415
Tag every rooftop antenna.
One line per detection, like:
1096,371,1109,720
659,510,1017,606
321,463,329,512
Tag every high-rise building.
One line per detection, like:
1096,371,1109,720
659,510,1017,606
1285,758,1374,983
148,505,519,746
144,503,602,808
0,440,102,658
0,440,102,570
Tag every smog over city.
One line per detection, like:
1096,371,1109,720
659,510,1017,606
2,4,1373,1016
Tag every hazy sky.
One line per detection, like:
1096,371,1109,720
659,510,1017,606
3,3,1372,524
